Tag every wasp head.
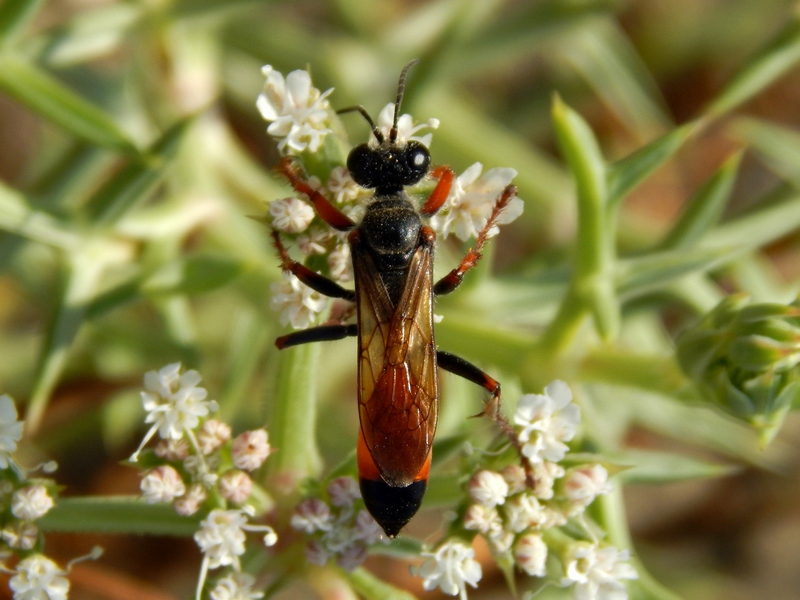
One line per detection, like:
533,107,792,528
347,140,430,194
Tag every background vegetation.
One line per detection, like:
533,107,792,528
1,0,800,598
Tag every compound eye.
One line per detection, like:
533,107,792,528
347,143,378,188
403,142,430,183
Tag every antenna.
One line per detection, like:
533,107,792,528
337,105,384,144
390,59,419,142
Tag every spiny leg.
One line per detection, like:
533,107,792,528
437,349,534,486
276,157,355,231
271,230,355,302
434,184,518,296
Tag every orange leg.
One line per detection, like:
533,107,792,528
420,165,455,216
277,157,355,231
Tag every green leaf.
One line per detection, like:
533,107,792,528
557,19,671,137
0,182,81,250
345,567,418,600
268,342,323,489
0,0,45,45
613,449,739,484
617,246,733,301
38,497,200,536
606,122,697,208
0,55,136,152
707,17,800,117
734,117,800,187
657,151,742,250
142,254,246,296
85,118,192,225
552,95,619,341
30,3,141,67
702,188,800,251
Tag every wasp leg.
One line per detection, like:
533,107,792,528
271,230,356,302
433,184,518,296
277,157,355,231
437,350,500,399
276,324,357,349
420,165,455,216
437,349,534,486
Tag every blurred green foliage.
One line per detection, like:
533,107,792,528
2,0,800,598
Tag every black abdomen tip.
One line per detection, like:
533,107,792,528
360,478,426,538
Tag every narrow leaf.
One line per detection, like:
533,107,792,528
0,0,45,45
142,254,246,296
613,449,739,484
0,182,81,250
0,55,135,152
85,118,191,225
345,567,417,600
606,122,697,207
658,150,742,250
734,117,800,187
707,18,800,117
38,497,199,536
617,246,734,301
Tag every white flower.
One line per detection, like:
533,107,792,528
328,244,352,282
219,470,253,504
257,66,333,153
197,419,232,455
305,539,330,566
336,543,368,571
290,498,333,534
463,504,502,537
327,167,367,204
500,464,528,495
175,483,208,516
297,227,331,256
269,197,315,233
564,465,612,506
195,510,247,569
270,273,328,330
415,539,482,600
352,509,384,545
432,163,523,241
141,465,186,504
515,533,548,577
502,493,545,533
155,438,190,461
375,103,439,147
210,572,264,600
9,555,70,600
231,429,271,472
194,508,276,600
561,543,638,600
467,470,509,508
130,364,218,462
11,484,55,520
514,380,580,464
327,476,360,507
531,461,566,500
0,394,24,469
1,521,38,550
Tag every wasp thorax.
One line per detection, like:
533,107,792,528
361,202,421,259
347,141,431,193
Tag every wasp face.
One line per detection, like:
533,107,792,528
347,141,431,194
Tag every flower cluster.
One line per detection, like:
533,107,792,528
0,394,105,600
257,65,523,330
128,364,277,600
131,363,272,516
290,476,387,571
415,381,636,600
194,506,277,600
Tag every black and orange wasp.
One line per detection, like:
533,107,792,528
271,61,518,537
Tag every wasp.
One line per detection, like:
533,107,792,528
271,61,518,537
